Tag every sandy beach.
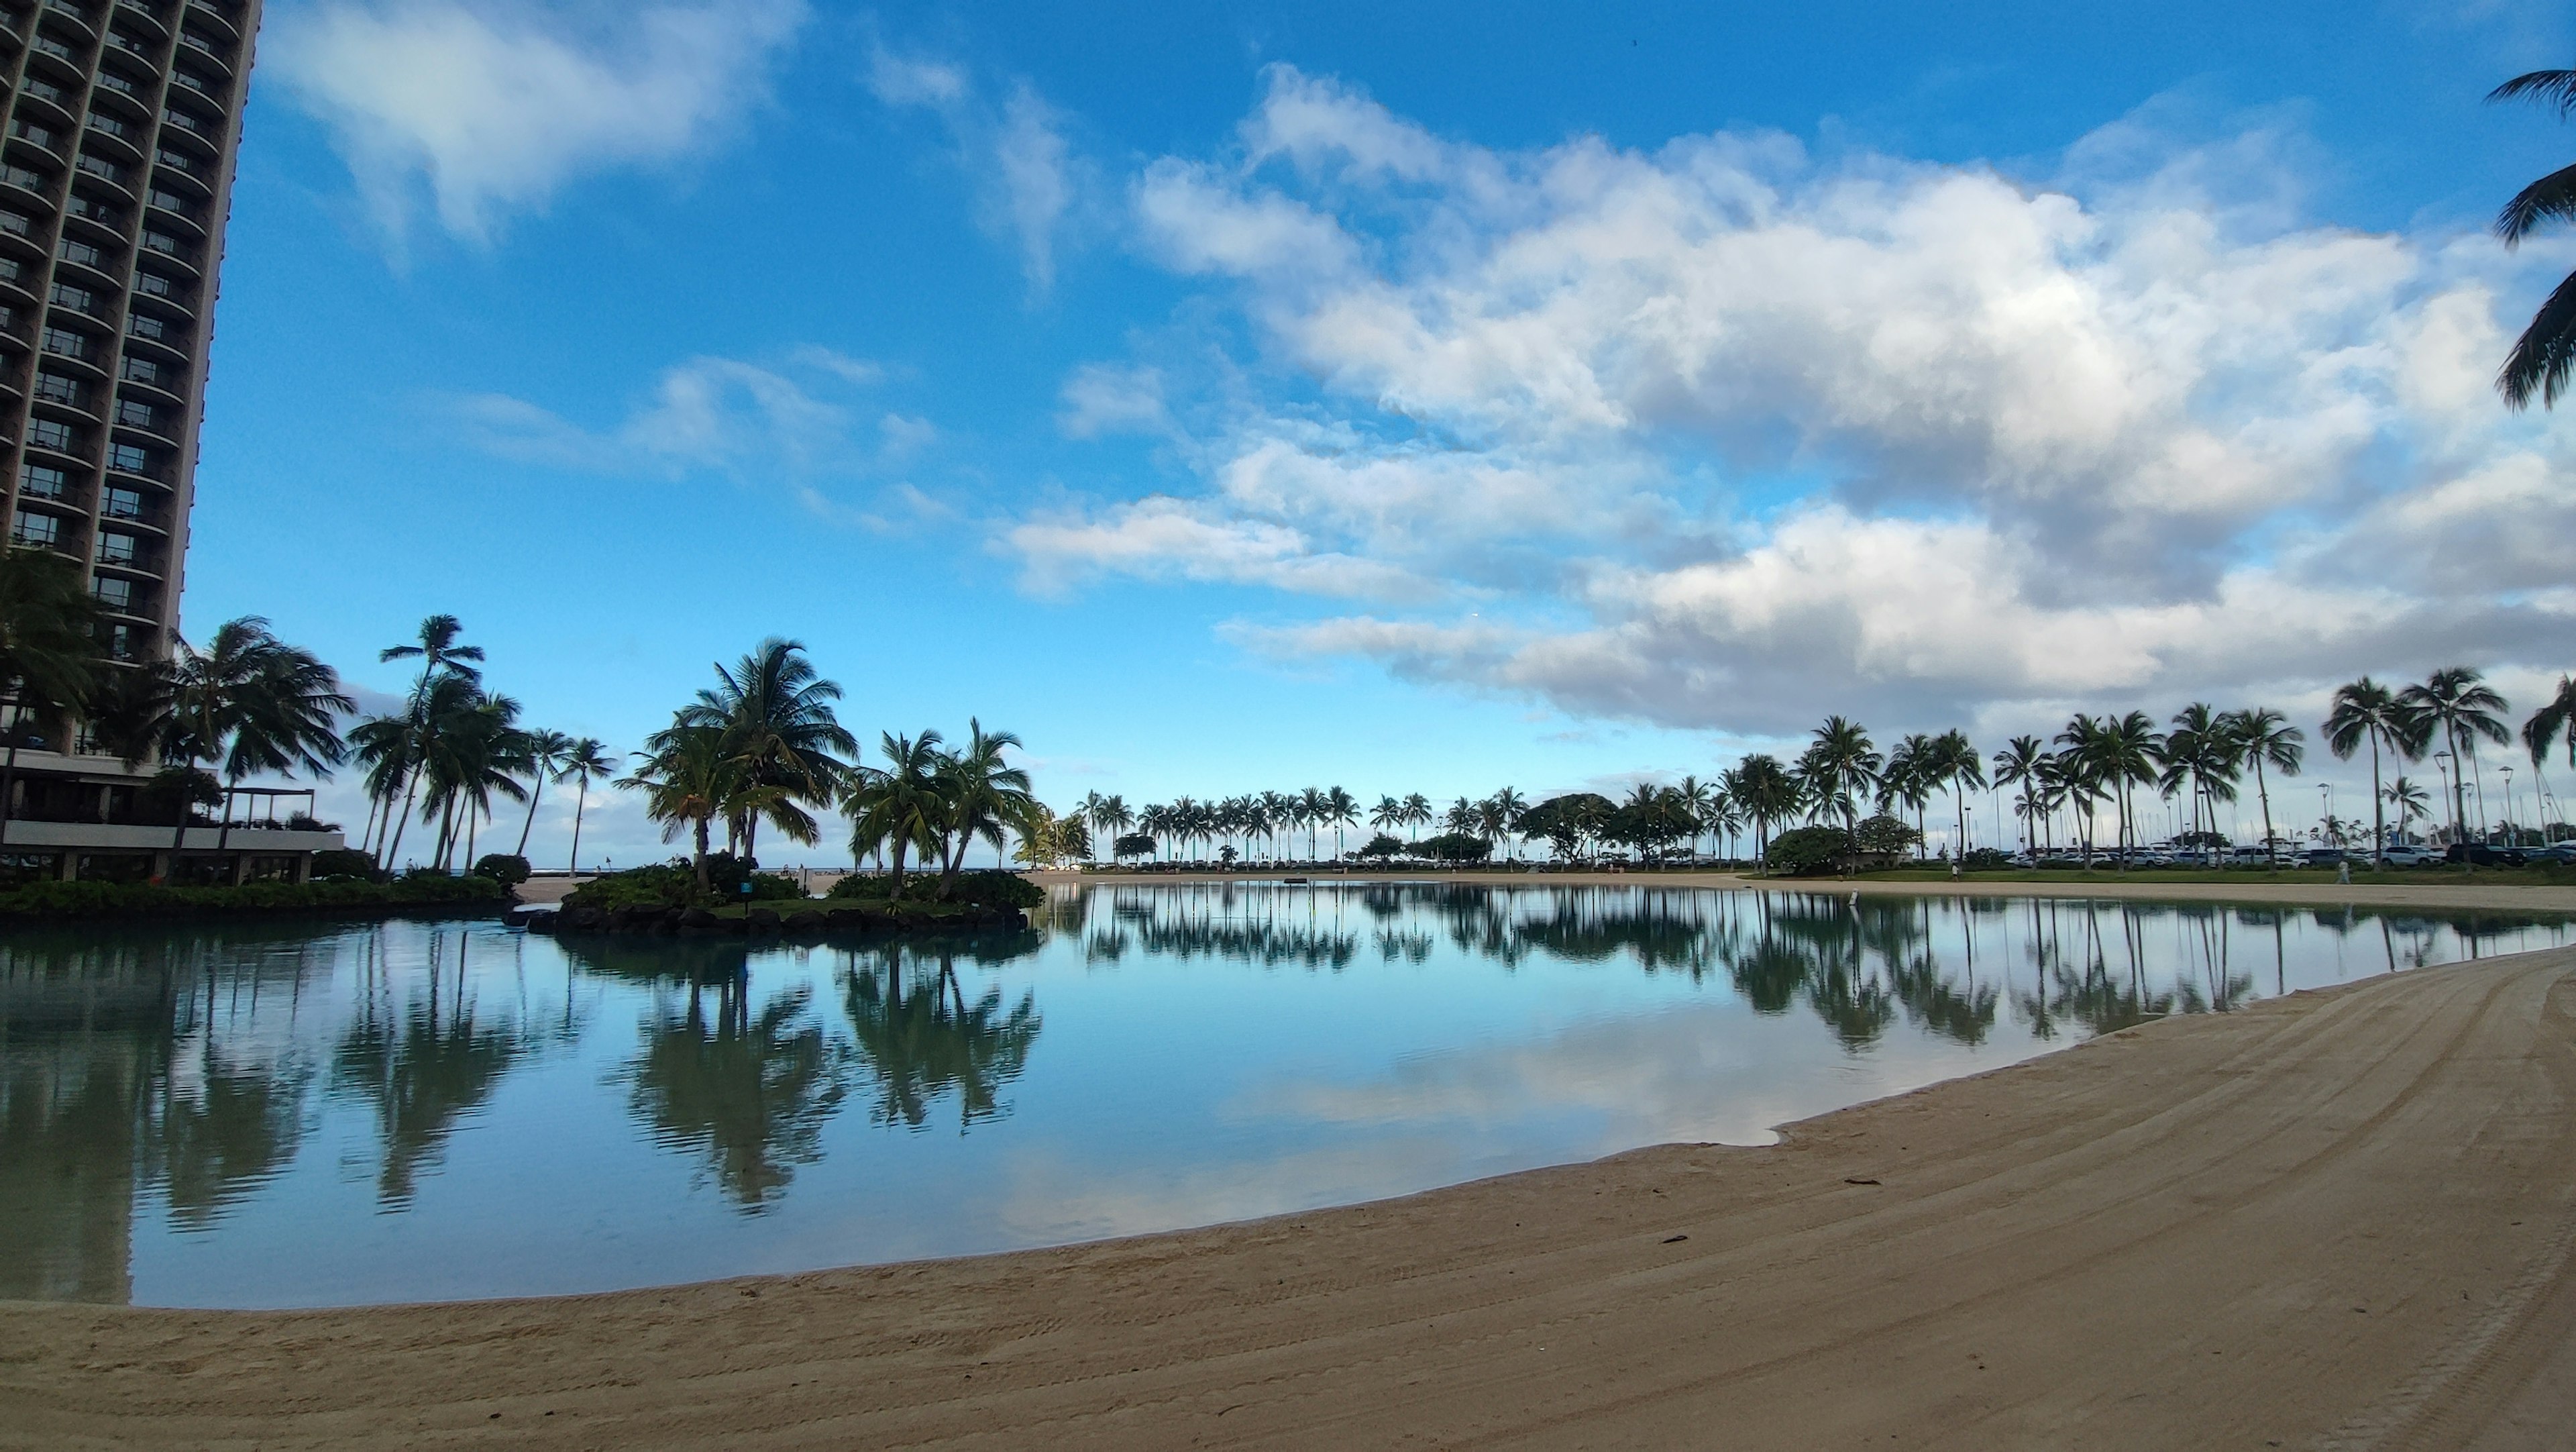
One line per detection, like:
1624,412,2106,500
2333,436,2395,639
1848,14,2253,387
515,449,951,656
6,926,2575,1447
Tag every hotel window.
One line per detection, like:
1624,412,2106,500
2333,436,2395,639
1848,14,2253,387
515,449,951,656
125,313,169,346
114,398,154,430
107,442,151,474
54,237,102,269
102,622,139,662
20,464,70,501
3,164,55,192
9,119,60,152
32,370,83,405
91,576,134,613
48,281,99,315
75,156,126,189
95,529,137,566
121,355,164,386
41,327,92,360
0,211,31,238
102,485,143,521
11,510,58,548
28,418,78,453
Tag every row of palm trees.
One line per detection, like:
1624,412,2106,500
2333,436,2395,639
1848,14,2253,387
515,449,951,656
346,616,617,874
1083,667,2576,871
607,635,1038,899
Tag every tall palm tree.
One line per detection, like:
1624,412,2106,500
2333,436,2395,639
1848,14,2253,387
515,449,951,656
1726,754,1801,871
1370,794,1405,839
1879,734,1935,859
99,617,352,858
2091,711,2165,860
559,737,616,873
372,615,484,870
2324,677,2427,866
2052,715,2110,864
2159,704,2240,862
1485,786,1526,863
2522,674,2576,776
1798,716,1881,837
2383,776,2432,844
933,719,1034,896
2488,64,2576,407
1672,775,1715,861
509,728,575,858
1324,785,1359,861
1296,786,1329,860
622,722,739,893
417,689,527,870
0,544,102,731
2400,668,2512,847
1990,735,2049,855
847,731,947,896
1402,792,1432,845
677,638,855,866
2219,708,2306,870
1921,729,1984,862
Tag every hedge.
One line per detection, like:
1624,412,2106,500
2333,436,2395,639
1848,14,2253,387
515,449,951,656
0,874,511,921
828,868,1044,909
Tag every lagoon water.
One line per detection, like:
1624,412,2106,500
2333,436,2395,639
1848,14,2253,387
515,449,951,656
3,883,2567,1308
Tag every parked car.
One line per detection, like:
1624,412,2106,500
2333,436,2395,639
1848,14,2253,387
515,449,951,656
2379,844,2444,868
2302,848,2351,868
2447,843,2529,868
2526,842,2576,865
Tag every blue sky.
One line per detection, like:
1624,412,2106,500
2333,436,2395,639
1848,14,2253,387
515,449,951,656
188,1,2576,864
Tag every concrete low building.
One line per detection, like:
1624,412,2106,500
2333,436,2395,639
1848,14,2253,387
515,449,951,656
0,745,344,884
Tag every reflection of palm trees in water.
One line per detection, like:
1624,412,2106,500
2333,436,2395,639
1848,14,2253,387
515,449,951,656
150,1045,311,1230
841,946,1040,1133
330,931,536,1208
624,975,847,1212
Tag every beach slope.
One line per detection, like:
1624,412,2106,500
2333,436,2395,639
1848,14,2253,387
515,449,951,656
6,947,2575,1449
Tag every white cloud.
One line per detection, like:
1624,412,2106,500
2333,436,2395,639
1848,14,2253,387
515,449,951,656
1057,363,1168,437
867,48,1079,295
456,348,899,479
274,0,804,244
1013,65,2576,737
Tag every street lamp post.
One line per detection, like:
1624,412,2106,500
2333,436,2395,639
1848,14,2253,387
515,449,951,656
2502,764,2518,847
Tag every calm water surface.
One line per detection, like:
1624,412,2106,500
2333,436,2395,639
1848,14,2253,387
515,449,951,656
3,884,2567,1308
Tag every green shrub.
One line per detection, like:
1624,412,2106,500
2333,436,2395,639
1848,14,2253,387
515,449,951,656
471,853,531,885
1962,847,2013,870
310,848,376,881
1854,813,1921,856
1766,825,1853,876
1420,831,1493,863
0,874,506,921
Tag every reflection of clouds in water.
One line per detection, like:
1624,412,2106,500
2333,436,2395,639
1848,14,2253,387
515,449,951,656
1242,1003,2039,1150
998,1138,1462,1243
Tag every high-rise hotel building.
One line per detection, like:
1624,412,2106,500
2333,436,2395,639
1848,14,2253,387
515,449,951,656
1,0,256,666
0,0,331,884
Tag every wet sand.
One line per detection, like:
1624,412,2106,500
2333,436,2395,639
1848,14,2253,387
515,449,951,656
6,943,2575,1449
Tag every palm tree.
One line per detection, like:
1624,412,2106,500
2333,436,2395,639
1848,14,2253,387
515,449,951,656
932,719,1034,896
2324,677,2427,866
2219,708,2306,870
1324,785,1359,861
2052,715,2109,864
2384,776,2432,844
1403,792,1432,845
847,731,947,896
1930,729,1984,863
1798,716,1880,837
621,722,739,892
1296,786,1328,860
677,638,855,866
2100,712,2165,860
1991,735,2049,855
99,617,352,858
1369,794,1405,840
418,688,527,870
372,615,484,870
2522,674,2576,785
1486,786,1526,863
559,737,616,873
2488,64,2576,407
2159,705,2241,863
508,728,575,857
1879,734,1935,859
1725,754,1800,871
2400,668,2512,848
0,543,102,729
1672,775,1715,861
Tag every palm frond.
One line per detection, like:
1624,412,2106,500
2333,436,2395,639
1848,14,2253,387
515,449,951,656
2496,161,2576,244
2498,267,2576,408
2489,68,2576,117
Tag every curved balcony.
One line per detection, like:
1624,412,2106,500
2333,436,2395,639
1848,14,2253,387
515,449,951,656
175,32,232,79
36,2,99,47
114,0,172,41
81,118,146,165
142,188,202,234
11,81,76,129
30,383,103,423
182,0,237,41
121,309,189,361
150,158,210,201
25,32,91,79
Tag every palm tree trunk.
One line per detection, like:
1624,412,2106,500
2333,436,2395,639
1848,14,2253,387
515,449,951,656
2369,731,2385,866
515,774,545,857
2255,758,2276,873
692,817,710,893
568,775,589,873
383,762,423,869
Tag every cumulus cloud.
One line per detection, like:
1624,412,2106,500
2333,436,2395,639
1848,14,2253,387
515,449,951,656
456,348,900,479
867,47,1080,295
273,0,804,244
1016,64,2576,737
